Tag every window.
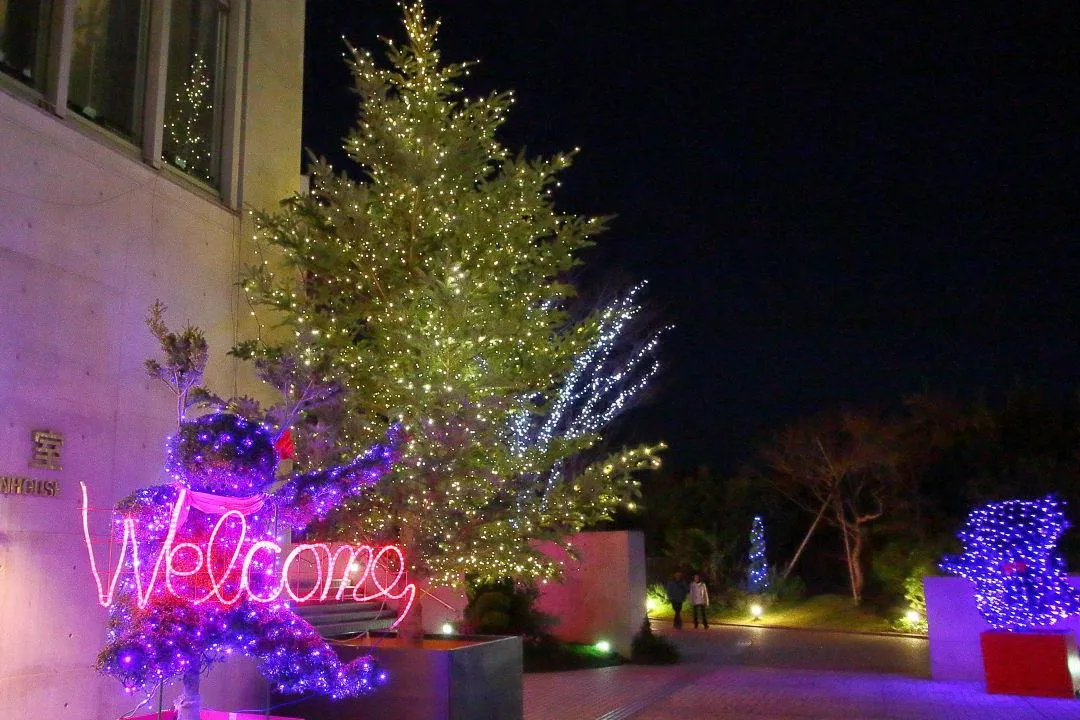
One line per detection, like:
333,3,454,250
0,0,51,91
162,0,226,187
0,0,242,199
68,0,150,140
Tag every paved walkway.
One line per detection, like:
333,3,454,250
671,623,930,677
523,625,1079,720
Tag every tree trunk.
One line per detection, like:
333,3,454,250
782,493,831,580
397,523,425,647
174,668,201,720
849,525,865,604
396,579,426,647
833,497,858,603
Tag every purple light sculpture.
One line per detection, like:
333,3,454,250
94,413,401,699
940,495,1080,631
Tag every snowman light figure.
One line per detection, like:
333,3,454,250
85,412,404,717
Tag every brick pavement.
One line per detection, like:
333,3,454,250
633,666,1078,720
524,665,697,720
524,658,1079,720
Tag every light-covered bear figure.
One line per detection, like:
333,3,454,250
92,412,401,714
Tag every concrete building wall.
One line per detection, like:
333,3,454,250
925,576,1080,682
0,4,305,718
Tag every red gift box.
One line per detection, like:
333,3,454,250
980,629,1080,698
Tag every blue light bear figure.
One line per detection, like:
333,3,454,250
94,412,401,712
940,495,1080,630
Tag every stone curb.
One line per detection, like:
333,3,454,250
652,615,927,640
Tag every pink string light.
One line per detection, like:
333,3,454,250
81,482,416,617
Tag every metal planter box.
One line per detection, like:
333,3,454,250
282,634,523,720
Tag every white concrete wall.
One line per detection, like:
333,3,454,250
414,531,648,656
925,575,1080,681
0,3,305,718
533,531,647,657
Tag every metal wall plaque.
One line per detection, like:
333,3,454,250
0,476,59,496
1,430,64,497
29,429,64,471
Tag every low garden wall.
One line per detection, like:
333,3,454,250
924,575,1080,681
412,530,647,656
532,530,647,656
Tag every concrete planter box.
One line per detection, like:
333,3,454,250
282,634,523,720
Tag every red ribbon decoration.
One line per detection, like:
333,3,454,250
1001,561,1028,575
274,429,295,460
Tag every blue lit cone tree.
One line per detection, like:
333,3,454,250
747,515,770,595
237,1,664,638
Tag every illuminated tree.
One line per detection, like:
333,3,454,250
239,2,663,589
746,515,769,593
163,53,213,182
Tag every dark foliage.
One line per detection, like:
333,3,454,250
524,636,623,673
630,617,679,665
464,579,555,640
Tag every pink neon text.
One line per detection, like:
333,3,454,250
80,483,416,626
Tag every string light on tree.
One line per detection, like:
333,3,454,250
237,1,665,589
508,281,668,505
747,515,770,594
164,53,214,182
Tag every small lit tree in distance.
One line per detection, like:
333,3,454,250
239,1,663,596
747,515,770,594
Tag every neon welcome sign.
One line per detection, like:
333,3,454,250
80,483,416,626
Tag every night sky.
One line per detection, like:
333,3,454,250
303,1,1080,473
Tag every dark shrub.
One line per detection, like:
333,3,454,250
630,617,679,665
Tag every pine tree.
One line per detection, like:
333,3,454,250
164,53,213,182
747,515,770,594
239,2,662,587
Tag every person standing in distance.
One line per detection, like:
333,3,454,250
689,573,710,629
665,571,690,629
